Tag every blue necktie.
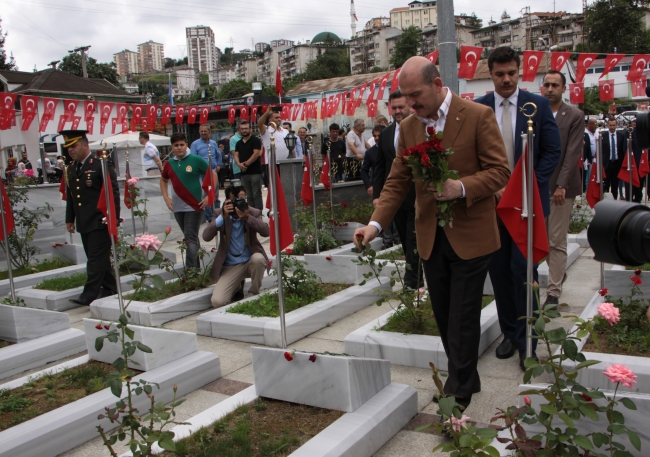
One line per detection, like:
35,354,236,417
611,133,617,160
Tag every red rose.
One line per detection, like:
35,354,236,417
631,276,643,286
635,269,642,276
581,393,593,402
103,325,110,330
341,201,348,208
599,288,608,296
420,153,430,164
95,323,102,330
326,256,332,261
267,260,273,267
426,125,435,136
309,354,317,363
284,352,294,361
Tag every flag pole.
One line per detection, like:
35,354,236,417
627,126,633,201
307,136,320,254
0,185,15,301
326,140,334,225
100,151,125,315
521,102,537,360
125,148,137,240
268,122,288,349
595,130,604,289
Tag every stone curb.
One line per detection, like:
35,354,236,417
344,301,501,370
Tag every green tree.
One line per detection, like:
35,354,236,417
302,41,350,81
459,12,482,28
59,52,121,86
0,18,17,70
580,85,629,115
216,79,251,99
585,0,650,53
390,26,422,69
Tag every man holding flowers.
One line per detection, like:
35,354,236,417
354,57,510,408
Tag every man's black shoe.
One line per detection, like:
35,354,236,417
519,349,539,371
495,338,517,359
381,242,394,250
69,298,92,306
543,295,559,306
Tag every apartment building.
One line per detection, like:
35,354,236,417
255,42,269,53
390,1,437,30
349,26,403,74
186,25,218,72
271,39,295,48
137,40,165,72
113,49,139,77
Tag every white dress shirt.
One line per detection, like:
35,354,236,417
494,88,519,154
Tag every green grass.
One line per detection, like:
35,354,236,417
33,273,87,291
376,246,405,261
0,257,73,281
124,276,212,303
381,295,495,337
0,340,11,349
625,264,650,271
226,283,350,318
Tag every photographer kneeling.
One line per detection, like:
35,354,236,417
202,185,270,308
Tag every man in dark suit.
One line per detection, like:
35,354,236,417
541,70,585,306
629,125,646,203
355,57,510,409
602,118,625,199
63,130,120,306
372,90,421,288
475,46,561,370
583,118,597,193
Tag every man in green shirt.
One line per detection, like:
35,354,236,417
161,132,218,269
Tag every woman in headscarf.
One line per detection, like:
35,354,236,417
5,157,17,181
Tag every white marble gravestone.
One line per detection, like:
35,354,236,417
0,304,70,343
251,347,391,413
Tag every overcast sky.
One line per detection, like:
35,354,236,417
2,0,584,72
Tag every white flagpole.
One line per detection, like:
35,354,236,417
307,136,320,254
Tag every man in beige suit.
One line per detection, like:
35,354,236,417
354,57,510,409
542,70,584,305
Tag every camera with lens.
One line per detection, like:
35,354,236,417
232,197,248,212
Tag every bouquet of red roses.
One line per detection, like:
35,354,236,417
402,125,459,227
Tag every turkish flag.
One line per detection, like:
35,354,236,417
576,53,598,83
367,99,378,117
124,160,133,210
86,116,95,134
426,50,439,64
175,105,186,124
111,118,117,134
569,83,584,104
59,174,66,201
618,150,641,187
160,104,172,124
100,119,108,135
83,100,97,121
632,76,647,97
599,79,615,101
391,68,401,92
458,46,483,79
550,52,571,71
320,98,327,120
301,152,313,206
187,106,198,124
99,102,113,124
522,51,545,82
71,115,82,130
276,64,283,96
639,149,650,177
199,106,211,124
346,99,356,116
38,114,52,132
202,167,216,206
121,117,129,133
320,153,331,189
366,78,379,103
292,104,301,121
20,110,34,131
628,54,650,82
378,73,390,100
265,166,294,255
586,166,606,209
97,173,118,242
281,104,290,120
132,104,144,126
141,119,149,132
0,92,17,109
601,54,625,79
496,147,549,264
356,83,368,109
147,104,158,126
0,179,15,242
261,104,269,114
228,105,237,124
250,105,258,122
115,103,129,125
460,93,474,101
63,99,79,122
238,105,248,122
42,97,59,118
213,106,221,113
20,95,38,130
340,91,349,115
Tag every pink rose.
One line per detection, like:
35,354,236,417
135,234,162,252
127,177,140,187
603,364,637,388
597,302,620,326
25,169,34,178
165,226,171,235
448,415,470,432
524,396,531,405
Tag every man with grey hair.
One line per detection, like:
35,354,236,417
139,132,163,176
190,124,222,223
345,118,369,181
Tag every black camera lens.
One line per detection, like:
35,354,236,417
588,200,650,265
232,197,248,212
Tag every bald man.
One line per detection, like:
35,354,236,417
354,57,510,409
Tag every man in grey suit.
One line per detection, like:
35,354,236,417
541,70,585,305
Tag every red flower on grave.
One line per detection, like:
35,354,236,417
309,354,317,363
326,256,332,261
426,125,435,136
634,269,642,276
631,276,643,286
104,324,110,330
599,288,608,296
284,351,294,362
284,248,293,255
95,322,102,330
581,393,593,402
523,396,531,406
340,201,348,208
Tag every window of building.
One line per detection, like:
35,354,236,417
394,21,399,26
586,68,594,74
622,65,630,71
612,66,620,72
415,19,420,23
405,20,410,25
595,68,604,73
513,35,518,40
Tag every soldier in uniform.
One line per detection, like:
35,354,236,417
62,130,120,306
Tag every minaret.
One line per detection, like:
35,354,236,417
350,0,357,38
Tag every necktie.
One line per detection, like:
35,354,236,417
501,99,514,171
76,162,82,174
394,122,400,151
611,133,617,160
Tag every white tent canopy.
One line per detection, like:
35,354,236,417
89,132,171,150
